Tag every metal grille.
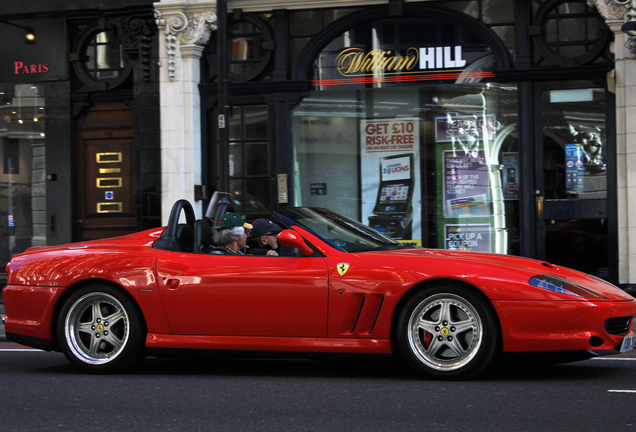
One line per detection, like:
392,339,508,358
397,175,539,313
605,317,633,336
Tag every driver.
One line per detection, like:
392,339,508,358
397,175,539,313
213,213,253,255
246,219,282,256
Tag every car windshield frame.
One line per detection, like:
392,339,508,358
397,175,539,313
274,207,407,253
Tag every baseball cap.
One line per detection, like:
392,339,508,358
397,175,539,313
216,213,253,230
250,218,283,237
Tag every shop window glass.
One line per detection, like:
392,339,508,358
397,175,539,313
292,84,520,254
227,105,272,218
229,106,242,140
482,0,515,24
324,9,360,26
244,106,268,140
441,1,480,19
491,26,516,58
245,143,269,176
229,143,243,177
0,83,47,270
541,88,606,200
290,11,323,36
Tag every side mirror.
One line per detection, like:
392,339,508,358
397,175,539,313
278,229,314,257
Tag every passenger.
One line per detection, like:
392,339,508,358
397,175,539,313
246,218,282,256
213,213,253,255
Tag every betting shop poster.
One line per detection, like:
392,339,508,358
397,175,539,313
360,117,421,244
442,150,491,218
435,114,495,252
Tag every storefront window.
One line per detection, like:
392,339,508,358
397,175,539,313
0,83,46,269
292,83,519,254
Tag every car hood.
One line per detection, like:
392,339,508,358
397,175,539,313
361,248,633,302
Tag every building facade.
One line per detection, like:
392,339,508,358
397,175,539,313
0,0,163,277
154,0,636,287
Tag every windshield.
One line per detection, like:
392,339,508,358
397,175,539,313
275,207,405,253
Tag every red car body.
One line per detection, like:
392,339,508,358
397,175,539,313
3,203,636,379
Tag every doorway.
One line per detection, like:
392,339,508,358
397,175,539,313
533,83,614,280
73,102,136,241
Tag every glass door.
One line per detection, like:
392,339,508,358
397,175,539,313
535,83,614,280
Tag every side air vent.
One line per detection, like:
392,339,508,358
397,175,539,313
347,294,385,335
605,316,633,335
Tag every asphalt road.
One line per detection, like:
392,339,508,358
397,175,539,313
0,339,636,432
3,302,636,431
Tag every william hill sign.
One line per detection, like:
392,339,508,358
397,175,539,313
336,46,467,76
313,44,494,88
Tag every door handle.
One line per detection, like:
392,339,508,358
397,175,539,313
536,196,544,223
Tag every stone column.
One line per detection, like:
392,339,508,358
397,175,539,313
589,0,635,284
154,1,217,223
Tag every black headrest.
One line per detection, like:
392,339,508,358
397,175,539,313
194,219,212,253
175,224,194,252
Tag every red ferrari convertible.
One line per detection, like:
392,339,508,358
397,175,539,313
2,198,636,379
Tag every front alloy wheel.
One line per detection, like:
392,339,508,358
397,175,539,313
58,285,145,373
397,284,498,379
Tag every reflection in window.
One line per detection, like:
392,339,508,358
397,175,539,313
291,84,519,255
84,30,128,80
542,88,606,200
0,84,47,271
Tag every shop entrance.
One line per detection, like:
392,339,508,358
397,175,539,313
73,102,136,241
534,83,613,279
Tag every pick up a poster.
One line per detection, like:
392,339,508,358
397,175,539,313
443,150,491,218
445,224,492,252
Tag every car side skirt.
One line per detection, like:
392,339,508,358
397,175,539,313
6,333,55,351
146,333,394,354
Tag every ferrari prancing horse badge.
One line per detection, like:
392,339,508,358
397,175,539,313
337,263,350,276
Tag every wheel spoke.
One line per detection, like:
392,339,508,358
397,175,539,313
92,301,103,322
88,332,101,356
76,322,93,333
452,319,474,335
105,310,125,326
417,318,438,335
101,333,124,352
447,336,467,357
438,301,452,324
426,337,444,357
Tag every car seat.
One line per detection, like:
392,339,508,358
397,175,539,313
194,219,212,253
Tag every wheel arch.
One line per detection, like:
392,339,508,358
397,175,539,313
51,278,148,352
390,278,503,356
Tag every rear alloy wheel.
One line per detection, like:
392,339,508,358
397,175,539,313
57,285,145,373
397,284,498,379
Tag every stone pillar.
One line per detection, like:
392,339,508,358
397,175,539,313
154,1,217,223
589,0,635,284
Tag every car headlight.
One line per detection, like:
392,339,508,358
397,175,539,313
528,275,608,299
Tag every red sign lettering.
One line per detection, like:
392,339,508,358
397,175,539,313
14,62,50,75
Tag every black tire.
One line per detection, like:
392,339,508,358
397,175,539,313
396,282,499,380
57,284,146,373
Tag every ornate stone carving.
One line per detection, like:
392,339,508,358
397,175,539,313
106,17,156,82
588,0,630,21
181,11,217,46
588,1,636,56
155,7,217,81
